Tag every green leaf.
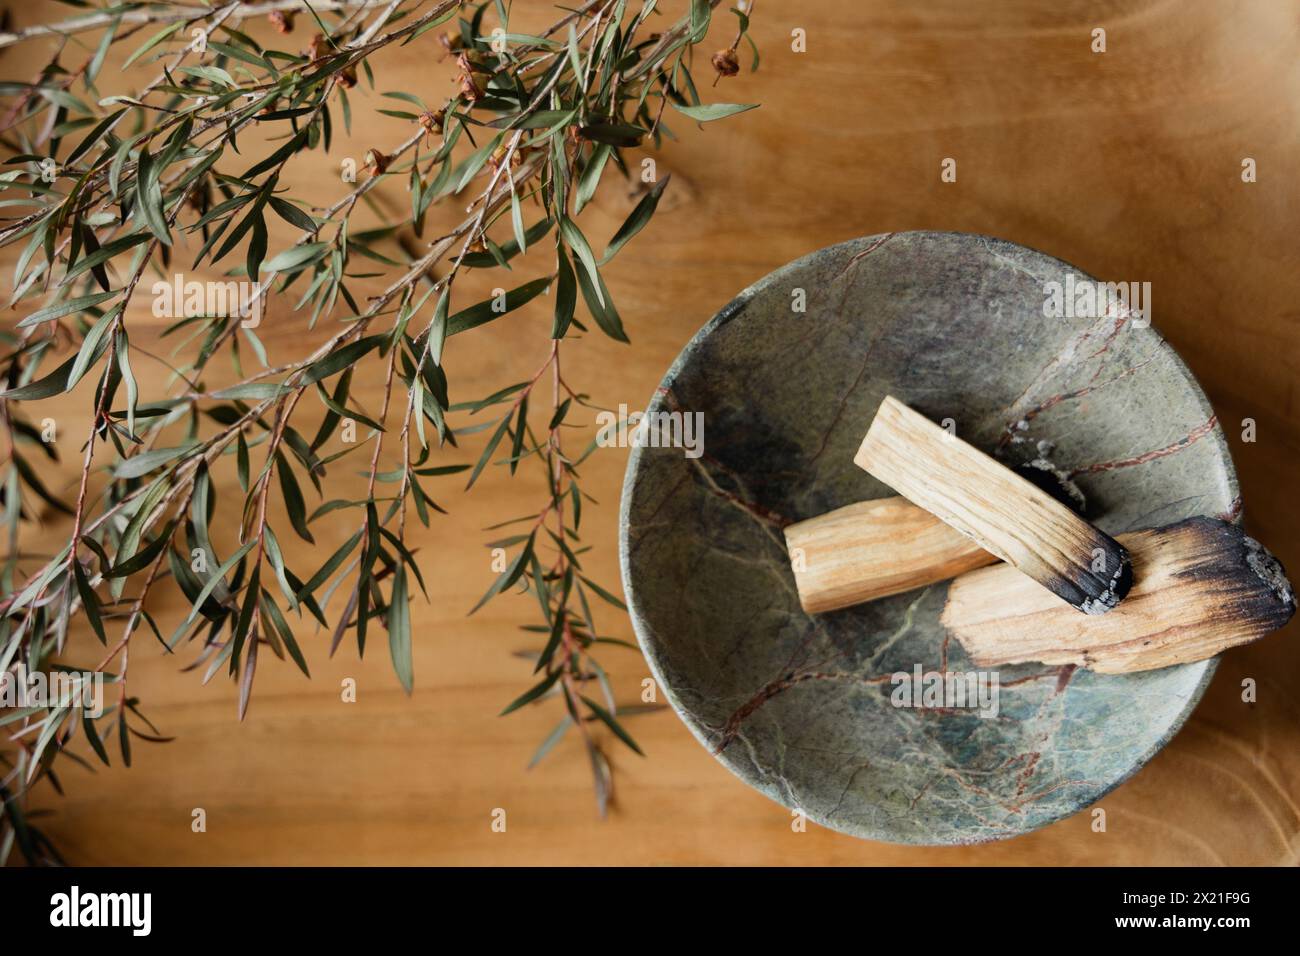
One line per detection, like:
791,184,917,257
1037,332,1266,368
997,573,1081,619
548,398,572,432
178,64,236,88
181,540,256,628
0,351,82,400
296,530,362,602
550,246,576,339
510,189,528,254
107,519,177,577
268,196,319,232
580,574,627,611
574,258,628,343
114,477,170,597
109,132,143,199
72,559,107,644
261,523,299,608
18,290,118,328
237,432,250,491
427,287,450,367
83,712,111,766
493,107,576,130
210,382,290,400
688,0,712,42
470,532,534,613
559,217,603,308
13,452,73,515
578,123,646,148
247,212,268,279
581,696,645,756
114,442,198,480
276,452,314,543
116,330,138,435
240,128,307,181
300,333,386,385
135,145,172,246
122,22,183,70
262,241,329,274
62,231,149,284
229,565,260,674
466,414,512,490
575,144,610,214
87,17,119,89
28,705,71,780
445,277,551,337
65,109,125,166
509,395,528,475
66,306,118,390
527,716,573,768
500,669,561,716
387,564,413,694
382,91,428,109
669,101,759,122
601,175,670,264
260,589,311,678
208,40,273,73
450,133,503,194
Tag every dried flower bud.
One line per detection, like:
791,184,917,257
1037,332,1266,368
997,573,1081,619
711,48,740,79
268,10,294,34
456,52,486,75
418,109,445,135
305,34,329,61
438,30,464,60
338,65,358,89
458,71,483,102
490,143,510,169
468,237,487,254
363,149,390,176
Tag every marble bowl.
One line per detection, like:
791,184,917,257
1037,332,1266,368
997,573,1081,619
619,231,1237,844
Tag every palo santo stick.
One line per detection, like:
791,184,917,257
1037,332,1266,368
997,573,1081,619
941,517,1296,674
855,395,1132,614
785,498,994,613
784,465,1085,614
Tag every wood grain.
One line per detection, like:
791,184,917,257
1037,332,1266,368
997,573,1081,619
4,0,1300,865
784,496,994,613
943,517,1296,673
855,396,1132,613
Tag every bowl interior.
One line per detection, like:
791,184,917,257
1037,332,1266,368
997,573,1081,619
619,231,1237,844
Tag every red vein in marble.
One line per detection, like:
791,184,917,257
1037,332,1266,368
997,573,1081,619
1066,414,1217,477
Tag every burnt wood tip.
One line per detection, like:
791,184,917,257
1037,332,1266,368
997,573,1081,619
1182,516,1296,632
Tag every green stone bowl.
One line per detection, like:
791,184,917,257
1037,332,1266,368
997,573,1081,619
619,231,1237,844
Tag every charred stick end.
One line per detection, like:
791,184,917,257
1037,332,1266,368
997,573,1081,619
1180,517,1296,636
855,396,1133,616
943,516,1295,674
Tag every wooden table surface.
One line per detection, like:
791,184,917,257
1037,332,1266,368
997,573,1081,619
6,0,1299,865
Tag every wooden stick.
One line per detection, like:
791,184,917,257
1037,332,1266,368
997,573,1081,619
784,464,1086,614
785,498,994,613
941,517,1295,673
855,395,1132,614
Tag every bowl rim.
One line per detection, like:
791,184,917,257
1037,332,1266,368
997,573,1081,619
618,229,1233,845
